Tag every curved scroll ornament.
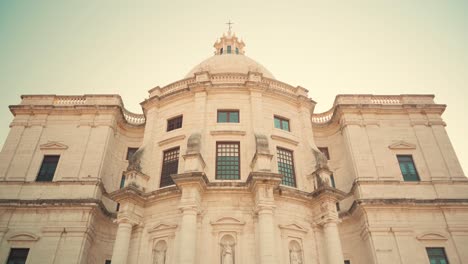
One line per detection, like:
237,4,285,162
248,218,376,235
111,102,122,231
186,133,202,154
312,147,332,188
127,147,144,172
153,240,167,264
289,240,303,264
220,235,236,264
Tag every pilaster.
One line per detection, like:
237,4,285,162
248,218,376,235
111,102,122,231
171,172,208,264
248,172,283,264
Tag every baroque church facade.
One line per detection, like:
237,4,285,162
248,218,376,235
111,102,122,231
0,31,467,264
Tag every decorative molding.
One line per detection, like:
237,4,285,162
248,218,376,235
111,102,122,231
278,223,309,235
416,232,448,241
40,141,69,150
388,140,416,150
210,216,246,234
210,130,246,136
148,222,178,239
270,135,299,146
158,135,186,146
7,232,40,242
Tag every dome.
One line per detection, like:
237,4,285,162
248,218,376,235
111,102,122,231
185,30,275,79
185,54,275,79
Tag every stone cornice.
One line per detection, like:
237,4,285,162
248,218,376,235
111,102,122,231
347,198,468,216
158,135,186,146
171,172,209,192
246,172,283,191
312,94,447,128
0,198,116,218
10,94,146,127
109,185,146,206
270,134,299,146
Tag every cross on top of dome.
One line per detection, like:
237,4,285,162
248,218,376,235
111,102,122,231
214,21,245,55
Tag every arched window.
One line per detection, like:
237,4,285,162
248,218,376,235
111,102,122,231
235,47,239,54
220,48,223,54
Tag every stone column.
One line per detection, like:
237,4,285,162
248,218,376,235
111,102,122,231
172,172,207,264
323,220,345,264
257,206,276,264
249,172,282,264
178,206,199,264
111,220,134,264
109,188,144,264
311,188,346,264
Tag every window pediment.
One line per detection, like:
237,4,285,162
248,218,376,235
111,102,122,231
40,141,68,150
148,223,178,233
211,217,245,225
278,223,309,234
7,232,40,242
388,140,416,150
417,232,448,241
147,222,178,240
210,216,246,233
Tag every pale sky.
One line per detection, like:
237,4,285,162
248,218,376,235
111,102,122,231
0,0,467,174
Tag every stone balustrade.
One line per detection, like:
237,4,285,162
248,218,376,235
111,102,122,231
312,94,437,125
18,95,146,126
150,73,304,99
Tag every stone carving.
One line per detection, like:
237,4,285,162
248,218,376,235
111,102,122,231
254,134,270,154
186,133,202,154
312,147,328,170
289,240,303,264
154,250,166,264
127,147,144,172
221,242,234,264
153,240,167,264
220,235,235,264
312,147,332,188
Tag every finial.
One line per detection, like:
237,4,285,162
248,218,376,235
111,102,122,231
226,20,234,33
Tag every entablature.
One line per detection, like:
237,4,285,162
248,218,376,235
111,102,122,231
10,94,146,127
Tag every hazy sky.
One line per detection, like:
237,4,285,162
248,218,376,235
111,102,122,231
0,0,467,174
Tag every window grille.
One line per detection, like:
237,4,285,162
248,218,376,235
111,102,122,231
160,147,180,187
216,142,240,180
277,147,296,187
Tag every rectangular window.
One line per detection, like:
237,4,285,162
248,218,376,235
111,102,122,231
217,110,239,123
318,147,330,160
126,147,138,160
36,155,60,182
120,174,126,189
227,45,232,54
426,247,449,264
6,248,29,264
216,142,240,180
277,147,296,187
397,155,420,181
336,202,341,211
105,260,112,264
160,147,180,187
116,203,120,212
330,174,336,188
274,116,290,131
344,261,351,264
167,115,183,132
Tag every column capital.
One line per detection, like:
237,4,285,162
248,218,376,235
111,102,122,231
115,213,141,227
247,172,283,192
171,172,208,192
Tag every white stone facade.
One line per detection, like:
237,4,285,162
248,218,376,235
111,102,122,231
0,31,467,264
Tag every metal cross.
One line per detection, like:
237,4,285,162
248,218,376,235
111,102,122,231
226,20,234,32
